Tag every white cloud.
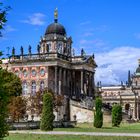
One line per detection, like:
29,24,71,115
80,21,91,25
134,33,140,40
95,46,140,85
79,39,106,50
21,13,46,26
83,32,93,37
5,25,16,32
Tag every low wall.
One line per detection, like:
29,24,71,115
70,104,93,123
8,121,76,130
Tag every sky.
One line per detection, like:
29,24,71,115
1,0,140,85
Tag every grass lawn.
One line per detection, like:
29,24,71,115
4,134,140,140
53,122,140,133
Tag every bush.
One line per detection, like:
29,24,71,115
94,98,103,128
112,104,122,127
40,92,55,131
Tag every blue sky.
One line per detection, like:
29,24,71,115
1,0,140,85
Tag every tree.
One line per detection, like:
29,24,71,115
112,104,122,127
40,92,55,131
0,69,22,97
0,2,11,37
0,2,11,139
0,74,9,139
8,96,27,122
27,90,43,117
0,68,22,139
94,98,103,128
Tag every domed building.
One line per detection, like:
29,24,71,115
6,9,97,122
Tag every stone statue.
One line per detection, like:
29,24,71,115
20,46,23,55
37,45,40,54
72,48,75,57
81,48,84,56
28,45,31,55
12,47,15,56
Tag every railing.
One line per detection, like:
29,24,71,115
9,52,71,63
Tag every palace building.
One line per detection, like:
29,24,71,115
100,65,140,122
2,9,97,121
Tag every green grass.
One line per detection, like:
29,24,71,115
4,134,140,140
53,122,140,133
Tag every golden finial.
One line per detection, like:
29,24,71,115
54,8,58,19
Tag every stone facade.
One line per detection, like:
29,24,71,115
1,10,97,122
100,64,140,121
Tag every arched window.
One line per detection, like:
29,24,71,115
22,81,28,95
47,43,51,52
40,81,45,91
57,43,63,54
31,81,36,95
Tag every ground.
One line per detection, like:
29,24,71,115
4,134,140,140
5,122,140,140
53,122,140,133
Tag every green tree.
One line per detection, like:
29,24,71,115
94,98,103,128
0,75,9,139
0,2,11,37
0,68,22,139
0,69,22,97
40,92,55,131
112,104,122,127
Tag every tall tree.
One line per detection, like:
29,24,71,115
112,104,122,127
94,98,103,128
0,73,9,139
40,92,55,131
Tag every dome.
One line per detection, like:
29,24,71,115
45,22,66,36
136,67,140,73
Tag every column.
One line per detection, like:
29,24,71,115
72,71,75,96
81,70,84,94
137,102,139,120
84,72,87,95
59,67,62,95
63,69,66,95
46,66,49,89
55,66,58,94
89,72,92,97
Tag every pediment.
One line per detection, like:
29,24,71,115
85,56,97,67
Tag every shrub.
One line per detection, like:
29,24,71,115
94,98,103,128
112,104,122,127
40,92,55,131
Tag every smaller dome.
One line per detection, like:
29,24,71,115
45,22,66,36
136,67,140,73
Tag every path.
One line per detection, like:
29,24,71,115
9,131,140,137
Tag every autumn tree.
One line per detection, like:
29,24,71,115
27,90,43,117
8,96,27,122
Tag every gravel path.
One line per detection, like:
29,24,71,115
9,131,140,137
